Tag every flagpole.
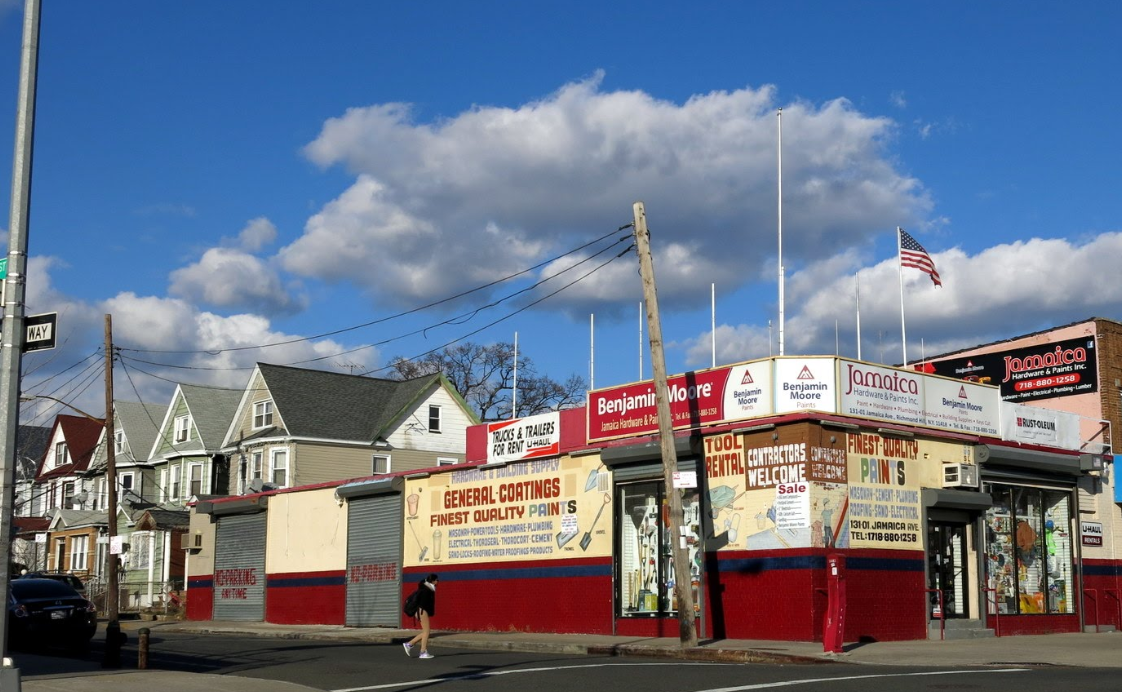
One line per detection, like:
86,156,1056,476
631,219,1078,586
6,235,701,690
638,301,644,380
589,314,594,390
897,227,907,366
777,108,785,356
855,272,862,361
512,331,518,418
711,283,716,368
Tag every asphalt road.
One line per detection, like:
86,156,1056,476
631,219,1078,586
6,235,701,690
16,630,1122,692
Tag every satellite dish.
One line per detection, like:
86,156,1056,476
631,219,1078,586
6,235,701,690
248,478,265,494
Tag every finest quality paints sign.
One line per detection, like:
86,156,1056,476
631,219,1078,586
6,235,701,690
403,455,611,567
487,412,560,464
587,359,773,442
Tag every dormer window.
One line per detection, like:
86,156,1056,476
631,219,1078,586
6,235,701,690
174,415,191,443
428,405,442,433
54,441,68,467
115,430,126,454
253,400,274,429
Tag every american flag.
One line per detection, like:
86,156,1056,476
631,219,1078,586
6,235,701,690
899,228,942,287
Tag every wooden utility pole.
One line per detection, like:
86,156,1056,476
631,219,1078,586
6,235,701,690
632,202,697,647
103,314,123,667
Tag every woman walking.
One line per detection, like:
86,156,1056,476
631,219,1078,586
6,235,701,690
403,574,438,659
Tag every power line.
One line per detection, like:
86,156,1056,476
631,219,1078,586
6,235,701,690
117,227,630,356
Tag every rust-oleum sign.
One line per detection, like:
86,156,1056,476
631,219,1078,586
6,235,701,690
917,336,1098,403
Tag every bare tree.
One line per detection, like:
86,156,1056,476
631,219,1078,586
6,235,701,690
388,342,585,421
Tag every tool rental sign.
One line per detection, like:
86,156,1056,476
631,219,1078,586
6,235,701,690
587,359,774,443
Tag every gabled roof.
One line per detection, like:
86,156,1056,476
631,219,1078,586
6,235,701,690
151,383,242,458
48,509,107,531
229,363,453,443
112,401,168,464
135,508,190,531
13,515,50,537
35,414,104,481
17,425,51,463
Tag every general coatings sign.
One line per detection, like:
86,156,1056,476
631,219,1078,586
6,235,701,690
917,336,1098,402
402,455,611,567
587,359,773,442
487,412,560,464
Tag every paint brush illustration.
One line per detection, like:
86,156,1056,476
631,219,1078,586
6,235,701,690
408,521,427,561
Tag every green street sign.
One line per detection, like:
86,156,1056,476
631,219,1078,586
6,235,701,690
0,257,7,280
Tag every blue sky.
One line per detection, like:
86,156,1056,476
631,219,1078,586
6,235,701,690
2,1,1120,421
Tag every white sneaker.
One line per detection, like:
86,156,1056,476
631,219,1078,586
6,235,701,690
419,652,434,659
402,643,412,657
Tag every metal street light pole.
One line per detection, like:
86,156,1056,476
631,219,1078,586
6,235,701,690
0,1,41,689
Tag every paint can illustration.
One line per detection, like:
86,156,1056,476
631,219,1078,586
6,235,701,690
433,530,442,560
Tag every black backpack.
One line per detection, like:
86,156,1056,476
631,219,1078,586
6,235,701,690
403,590,420,618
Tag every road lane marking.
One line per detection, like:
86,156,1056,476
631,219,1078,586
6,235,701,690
333,664,1030,692
696,668,1030,691
332,662,731,691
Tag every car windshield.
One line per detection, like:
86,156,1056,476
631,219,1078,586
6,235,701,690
11,579,81,599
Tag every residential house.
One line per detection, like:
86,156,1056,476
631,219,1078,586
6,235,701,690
11,424,52,572
219,363,479,493
44,509,106,584
87,401,169,510
30,414,104,516
149,383,242,504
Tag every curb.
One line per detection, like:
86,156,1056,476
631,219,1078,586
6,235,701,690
586,644,835,665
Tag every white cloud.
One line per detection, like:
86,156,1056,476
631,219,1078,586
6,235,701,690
169,247,305,315
890,91,907,109
681,231,1122,368
236,217,278,252
291,74,930,313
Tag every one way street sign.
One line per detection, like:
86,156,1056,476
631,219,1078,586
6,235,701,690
24,312,57,352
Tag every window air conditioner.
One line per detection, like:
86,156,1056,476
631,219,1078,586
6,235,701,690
942,463,979,488
179,533,203,550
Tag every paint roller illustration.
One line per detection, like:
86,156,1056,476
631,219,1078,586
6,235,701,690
408,520,428,561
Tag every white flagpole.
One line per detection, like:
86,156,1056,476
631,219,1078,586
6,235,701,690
777,108,785,356
711,283,716,368
512,331,518,419
897,227,907,366
589,314,595,390
638,301,644,380
835,320,839,355
855,272,862,361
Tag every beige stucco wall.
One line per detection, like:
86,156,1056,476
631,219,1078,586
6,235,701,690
265,487,347,574
185,509,217,578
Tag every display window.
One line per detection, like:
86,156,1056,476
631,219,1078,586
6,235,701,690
617,481,701,617
984,484,1074,615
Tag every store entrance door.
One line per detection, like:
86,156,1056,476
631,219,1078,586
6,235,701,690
927,522,969,619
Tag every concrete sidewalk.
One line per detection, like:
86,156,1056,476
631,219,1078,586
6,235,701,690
14,620,1122,692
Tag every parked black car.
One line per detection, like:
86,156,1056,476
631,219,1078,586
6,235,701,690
7,578,97,649
17,572,86,595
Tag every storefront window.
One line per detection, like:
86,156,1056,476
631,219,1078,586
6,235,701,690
617,481,701,616
984,485,1074,615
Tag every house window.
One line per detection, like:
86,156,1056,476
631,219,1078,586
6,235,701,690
253,400,274,429
130,532,151,570
428,405,442,433
69,535,88,571
189,463,204,497
115,430,126,454
251,451,263,480
158,468,167,502
63,481,76,508
169,465,180,500
54,538,66,572
372,455,391,475
271,449,288,487
119,472,135,502
437,457,460,466
174,415,191,443
96,477,107,510
54,441,68,467
47,481,56,509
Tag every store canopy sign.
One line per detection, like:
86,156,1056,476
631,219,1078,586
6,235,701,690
486,412,561,465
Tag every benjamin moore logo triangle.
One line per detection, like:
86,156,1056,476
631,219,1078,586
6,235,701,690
796,365,815,380
958,386,968,399
741,371,754,385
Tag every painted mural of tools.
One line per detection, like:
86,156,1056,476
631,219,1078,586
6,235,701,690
584,465,608,493
408,520,428,561
580,493,611,551
708,484,745,519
